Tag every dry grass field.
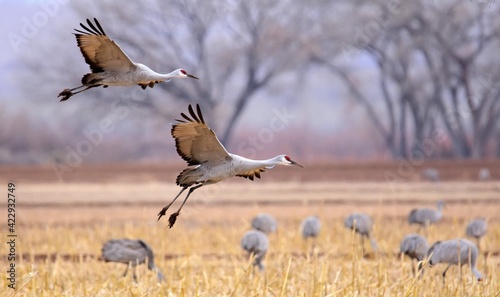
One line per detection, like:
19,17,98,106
1,163,500,296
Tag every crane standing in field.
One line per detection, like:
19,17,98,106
427,239,483,283
421,168,440,182
157,104,303,228
465,218,488,250
101,239,164,282
58,18,198,101
408,200,444,234
251,213,278,234
301,215,321,251
241,230,270,271
344,213,378,255
399,234,430,276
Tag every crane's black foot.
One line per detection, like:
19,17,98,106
168,212,180,228
157,207,169,221
58,89,73,102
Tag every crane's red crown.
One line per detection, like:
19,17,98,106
180,69,187,75
284,155,291,161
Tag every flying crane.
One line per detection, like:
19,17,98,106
58,18,198,101
157,104,303,228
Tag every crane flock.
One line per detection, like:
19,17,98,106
58,17,492,285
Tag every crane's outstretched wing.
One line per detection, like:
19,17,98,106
74,18,135,73
172,104,231,166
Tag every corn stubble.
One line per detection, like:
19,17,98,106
2,218,498,297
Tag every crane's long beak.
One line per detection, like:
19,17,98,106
187,74,199,79
290,160,304,168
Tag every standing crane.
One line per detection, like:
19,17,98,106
251,213,278,234
408,200,444,234
301,215,321,251
58,18,198,101
427,239,483,283
157,104,303,228
101,239,164,282
399,234,429,276
465,218,488,250
344,213,378,255
240,230,270,271
421,168,440,182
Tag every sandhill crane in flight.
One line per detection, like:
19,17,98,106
157,104,303,228
101,239,164,282
58,18,198,101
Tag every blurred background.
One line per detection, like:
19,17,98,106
1,0,500,168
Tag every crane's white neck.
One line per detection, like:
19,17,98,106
261,155,288,169
230,154,287,170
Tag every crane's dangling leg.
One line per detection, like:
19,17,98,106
58,85,100,102
168,184,204,228
157,186,188,221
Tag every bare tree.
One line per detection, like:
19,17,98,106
311,0,500,158
19,0,313,146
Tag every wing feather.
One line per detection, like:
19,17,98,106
172,104,231,166
236,168,266,181
74,18,135,73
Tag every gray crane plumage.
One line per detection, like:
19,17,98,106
344,213,377,254
465,218,487,250
251,213,278,234
421,168,440,182
101,239,164,282
399,234,429,276
301,216,321,239
427,239,483,283
478,168,491,181
301,216,321,252
241,230,269,271
408,200,444,229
